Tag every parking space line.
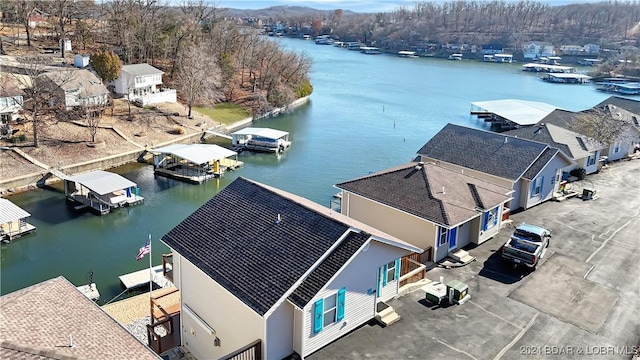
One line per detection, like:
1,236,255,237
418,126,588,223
436,339,479,360
468,300,523,330
586,206,640,263
492,312,539,360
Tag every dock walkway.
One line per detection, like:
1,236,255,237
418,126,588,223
119,264,173,290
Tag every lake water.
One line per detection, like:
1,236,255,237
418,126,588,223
0,38,611,303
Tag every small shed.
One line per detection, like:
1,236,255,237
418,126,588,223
0,198,36,242
74,54,90,68
59,38,72,52
150,143,243,184
64,170,143,215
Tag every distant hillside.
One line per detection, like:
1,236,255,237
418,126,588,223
221,6,357,18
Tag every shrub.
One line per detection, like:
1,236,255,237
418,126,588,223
569,167,587,180
8,134,27,143
170,126,185,135
296,78,313,98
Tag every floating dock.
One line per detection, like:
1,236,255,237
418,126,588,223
119,264,173,290
76,283,100,301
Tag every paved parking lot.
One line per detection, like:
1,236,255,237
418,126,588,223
310,159,640,360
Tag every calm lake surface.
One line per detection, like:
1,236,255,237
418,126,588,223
0,38,612,303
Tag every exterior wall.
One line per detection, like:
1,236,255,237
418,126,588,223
584,150,601,175
510,181,523,211
301,241,408,357
176,253,265,360
523,155,568,209
292,308,304,356
0,95,24,117
266,301,294,360
139,89,176,105
606,141,633,161
132,73,162,90
341,192,437,257
112,74,131,94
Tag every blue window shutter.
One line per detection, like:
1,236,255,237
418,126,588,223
336,288,346,321
540,176,544,193
313,299,324,333
493,207,499,226
483,212,489,231
531,179,536,194
394,258,400,280
376,267,382,298
383,264,388,286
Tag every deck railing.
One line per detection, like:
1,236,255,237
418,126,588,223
223,339,262,360
399,257,427,288
162,253,173,282
147,315,181,354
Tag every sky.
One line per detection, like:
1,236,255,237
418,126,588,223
215,0,594,13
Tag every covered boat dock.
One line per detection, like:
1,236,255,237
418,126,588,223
522,63,576,73
470,99,559,130
0,198,36,243
64,170,144,215
151,143,243,184
231,127,291,153
541,73,591,84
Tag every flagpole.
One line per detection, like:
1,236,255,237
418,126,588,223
148,233,153,296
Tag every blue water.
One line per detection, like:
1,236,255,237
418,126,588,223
0,37,611,302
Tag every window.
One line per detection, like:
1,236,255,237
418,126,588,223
532,177,543,195
386,261,396,282
613,142,620,154
587,154,596,166
313,288,345,333
323,294,337,326
439,227,447,246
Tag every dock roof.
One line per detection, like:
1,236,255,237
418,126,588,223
67,170,136,195
471,99,559,126
151,144,237,165
0,276,160,360
162,177,420,316
0,198,30,224
545,73,591,79
336,162,512,228
232,127,288,139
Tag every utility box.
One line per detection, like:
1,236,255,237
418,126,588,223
446,280,470,304
74,54,90,68
582,188,597,200
424,282,447,305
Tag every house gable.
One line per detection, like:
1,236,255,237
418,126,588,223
416,123,549,181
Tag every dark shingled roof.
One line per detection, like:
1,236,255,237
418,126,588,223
522,147,558,180
596,96,640,116
416,124,549,181
336,162,512,227
162,177,372,316
288,230,370,308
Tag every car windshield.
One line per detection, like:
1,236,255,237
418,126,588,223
513,229,543,242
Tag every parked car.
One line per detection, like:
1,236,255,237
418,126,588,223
501,223,551,269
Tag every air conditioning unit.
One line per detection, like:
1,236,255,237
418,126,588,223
582,188,597,200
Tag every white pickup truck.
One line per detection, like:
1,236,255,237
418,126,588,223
501,223,551,269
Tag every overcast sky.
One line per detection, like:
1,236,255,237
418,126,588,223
216,0,592,13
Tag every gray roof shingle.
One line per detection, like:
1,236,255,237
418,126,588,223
162,177,399,316
504,123,602,160
416,124,549,181
121,64,163,77
0,277,160,360
336,162,512,227
596,96,640,116
40,69,108,97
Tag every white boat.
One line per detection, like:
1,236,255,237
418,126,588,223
398,51,418,58
360,46,382,55
448,53,463,60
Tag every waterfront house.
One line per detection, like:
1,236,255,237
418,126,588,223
0,80,24,138
583,43,601,55
504,119,605,175
417,124,574,211
150,143,243,183
160,177,422,359
0,276,160,359
481,43,505,55
64,170,143,215
522,41,555,59
112,63,176,105
39,69,109,111
0,198,36,242
335,162,513,263
540,103,640,163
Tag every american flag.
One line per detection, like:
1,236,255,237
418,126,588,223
136,238,151,261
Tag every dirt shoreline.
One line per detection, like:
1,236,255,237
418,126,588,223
0,96,309,195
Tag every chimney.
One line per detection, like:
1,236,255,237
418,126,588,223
504,137,508,144
442,186,446,194
275,214,281,224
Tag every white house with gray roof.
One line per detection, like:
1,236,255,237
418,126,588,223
112,63,176,105
417,124,575,211
161,177,422,359
40,69,109,111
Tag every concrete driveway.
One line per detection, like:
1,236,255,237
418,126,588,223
310,160,640,360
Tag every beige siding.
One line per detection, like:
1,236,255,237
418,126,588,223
176,254,265,360
342,192,437,254
266,302,294,359
302,241,408,357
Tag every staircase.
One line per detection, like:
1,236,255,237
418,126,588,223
449,249,475,264
375,302,401,327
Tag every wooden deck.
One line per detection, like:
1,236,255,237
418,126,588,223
0,223,36,243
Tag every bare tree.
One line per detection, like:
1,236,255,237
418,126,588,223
13,0,37,47
84,98,109,143
574,108,638,147
175,44,222,119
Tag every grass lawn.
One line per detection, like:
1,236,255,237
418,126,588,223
194,103,251,125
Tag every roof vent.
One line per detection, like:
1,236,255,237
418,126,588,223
442,186,446,195
414,161,424,170
68,335,75,348
275,214,281,224
504,137,508,144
